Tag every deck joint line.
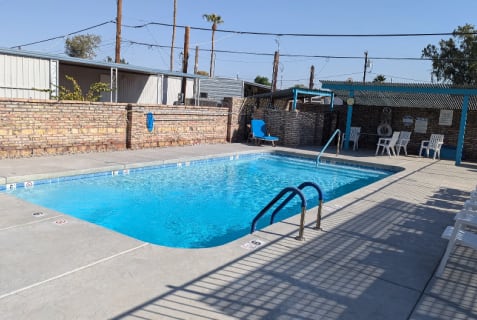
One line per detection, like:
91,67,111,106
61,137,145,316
0,215,63,231
0,243,149,300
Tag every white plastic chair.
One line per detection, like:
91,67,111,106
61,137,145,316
437,210,477,277
464,199,477,211
419,134,444,159
349,127,361,151
375,131,400,157
395,131,411,156
340,126,361,151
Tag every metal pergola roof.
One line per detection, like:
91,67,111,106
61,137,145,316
321,81,477,110
250,87,334,110
320,81,477,165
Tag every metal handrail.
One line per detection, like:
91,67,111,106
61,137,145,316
270,181,324,230
250,187,307,236
250,182,325,241
316,129,341,165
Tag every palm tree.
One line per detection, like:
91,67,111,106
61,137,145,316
202,13,223,77
170,0,177,71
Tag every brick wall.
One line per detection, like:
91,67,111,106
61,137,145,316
351,105,477,159
0,99,127,158
128,104,230,149
0,99,232,159
1,97,476,162
223,97,250,143
250,108,325,147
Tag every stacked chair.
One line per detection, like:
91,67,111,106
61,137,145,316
395,131,411,156
437,188,477,277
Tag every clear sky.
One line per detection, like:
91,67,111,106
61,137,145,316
1,0,476,88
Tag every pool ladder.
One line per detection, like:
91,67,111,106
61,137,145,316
316,128,341,165
250,181,324,241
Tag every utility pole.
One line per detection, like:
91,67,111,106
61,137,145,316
194,46,199,74
272,51,279,92
193,45,199,105
115,0,122,63
180,26,190,104
362,50,368,83
170,0,177,71
309,65,315,89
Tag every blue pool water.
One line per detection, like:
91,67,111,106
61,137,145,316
10,153,394,248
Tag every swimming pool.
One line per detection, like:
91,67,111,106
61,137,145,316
9,153,395,248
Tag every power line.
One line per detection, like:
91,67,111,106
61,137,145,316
8,18,473,83
125,39,437,61
11,20,115,49
121,21,477,38
11,18,474,57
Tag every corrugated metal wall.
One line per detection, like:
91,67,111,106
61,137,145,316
163,77,194,105
118,74,161,104
0,51,207,105
60,64,103,95
199,77,243,102
61,65,164,104
0,53,51,99
164,77,181,105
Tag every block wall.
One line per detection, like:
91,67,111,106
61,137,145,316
129,104,230,148
1,97,476,162
251,108,324,147
0,99,231,159
0,99,127,158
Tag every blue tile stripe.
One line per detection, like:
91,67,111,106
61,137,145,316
3,151,398,192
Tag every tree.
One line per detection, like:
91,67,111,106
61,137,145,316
254,76,271,86
65,34,101,59
373,75,386,83
422,24,477,85
170,0,177,71
203,13,224,77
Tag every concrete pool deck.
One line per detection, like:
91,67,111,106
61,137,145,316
1,143,477,319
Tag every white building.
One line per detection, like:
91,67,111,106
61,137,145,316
0,47,270,105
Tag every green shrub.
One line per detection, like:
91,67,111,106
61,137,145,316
56,75,111,102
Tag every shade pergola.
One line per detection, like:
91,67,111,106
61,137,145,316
321,81,477,165
251,87,335,109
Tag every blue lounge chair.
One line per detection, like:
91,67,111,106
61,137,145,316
251,119,279,147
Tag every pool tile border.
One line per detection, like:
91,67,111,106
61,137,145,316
2,151,401,192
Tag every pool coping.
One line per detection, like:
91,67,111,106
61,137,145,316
1,149,403,192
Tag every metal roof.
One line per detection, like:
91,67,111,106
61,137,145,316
249,87,335,110
320,81,477,110
0,47,204,79
250,87,333,100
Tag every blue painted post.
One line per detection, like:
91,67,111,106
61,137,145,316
292,88,298,110
344,91,354,150
456,95,469,165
